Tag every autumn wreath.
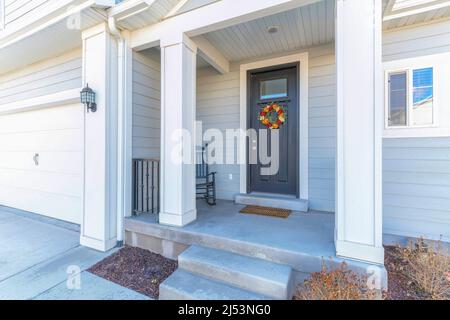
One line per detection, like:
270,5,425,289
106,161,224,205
259,103,287,129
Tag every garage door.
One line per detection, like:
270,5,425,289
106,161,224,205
0,104,83,224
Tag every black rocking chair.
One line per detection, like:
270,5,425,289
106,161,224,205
196,144,217,205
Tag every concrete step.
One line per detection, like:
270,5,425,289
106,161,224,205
159,270,270,300
235,194,309,212
179,245,294,299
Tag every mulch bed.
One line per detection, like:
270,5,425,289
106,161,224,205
88,246,177,299
384,246,424,300
90,245,443,300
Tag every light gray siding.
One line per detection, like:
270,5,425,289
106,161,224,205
383,138,450,241
383,19,450,61
132,51,161,159
197,67,240,200
308,45,336,212
0,49,82,105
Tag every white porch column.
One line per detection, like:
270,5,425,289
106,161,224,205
159,33,198,226
335,0,384,265
80,23,119,251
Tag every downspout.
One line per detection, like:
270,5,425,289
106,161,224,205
108,16,129,245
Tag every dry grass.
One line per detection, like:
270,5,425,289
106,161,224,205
389,239,449,300
294,262,378,300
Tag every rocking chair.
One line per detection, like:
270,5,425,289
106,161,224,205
196,144,217,205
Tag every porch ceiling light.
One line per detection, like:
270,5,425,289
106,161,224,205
80,84,97,113
267,26,280,34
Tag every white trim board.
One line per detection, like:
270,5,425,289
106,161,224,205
0,88,80,115
239,52,309,200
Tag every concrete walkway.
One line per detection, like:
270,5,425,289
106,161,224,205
0,206,149,300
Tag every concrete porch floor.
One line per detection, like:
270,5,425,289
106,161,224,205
124,200,350,278
131,200,335,257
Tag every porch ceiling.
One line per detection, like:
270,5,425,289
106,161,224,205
191,0,450,66
195,0,335,64
116,0,450,45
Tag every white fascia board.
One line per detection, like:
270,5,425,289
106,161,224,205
108,0,154,20
0,89,80,116
93,0,116,8
384,0,450,21
164,0,190,19
193,35,229,74
131,0,321,50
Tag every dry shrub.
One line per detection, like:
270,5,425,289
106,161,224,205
392,239,450,300
295,262,378,300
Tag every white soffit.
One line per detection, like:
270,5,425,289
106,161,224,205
199,0,335,63
383,0,450,28
0,8,104,76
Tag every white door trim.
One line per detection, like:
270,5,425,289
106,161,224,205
239,52,309,199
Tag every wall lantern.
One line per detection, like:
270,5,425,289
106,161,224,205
80,84,97,113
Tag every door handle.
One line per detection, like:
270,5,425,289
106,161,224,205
33,153,39,166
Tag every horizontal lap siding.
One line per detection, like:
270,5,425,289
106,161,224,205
132,52,161,159
382,20,450,241
383,138,450,241
197,67,240,200
0,49,82,105
383,19,450,61
308,45,336,212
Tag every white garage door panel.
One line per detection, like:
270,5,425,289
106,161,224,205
0,151,83,175
0,186,82,224
0,169,82,197
0,130,83,151
0,104,83,224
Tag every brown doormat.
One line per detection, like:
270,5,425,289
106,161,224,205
240,205,291,218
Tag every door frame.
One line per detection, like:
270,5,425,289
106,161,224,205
247,63,299,196
239,52,309,199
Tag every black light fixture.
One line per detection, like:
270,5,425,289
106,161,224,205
80,84,97,113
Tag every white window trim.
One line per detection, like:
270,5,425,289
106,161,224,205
385,66,438,129
383,53,450,139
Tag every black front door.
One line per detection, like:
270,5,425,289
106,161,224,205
248,65,298,196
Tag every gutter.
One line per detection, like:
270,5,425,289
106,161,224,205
108,16,132,244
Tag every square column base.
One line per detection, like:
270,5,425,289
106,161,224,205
336,239,385,265
333,254,388,291
159,209,197,227
80,235,117,252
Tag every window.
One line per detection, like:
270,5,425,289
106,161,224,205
260,78,287,100
387,67,434,128
412,68,433,126
388,72,407,126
